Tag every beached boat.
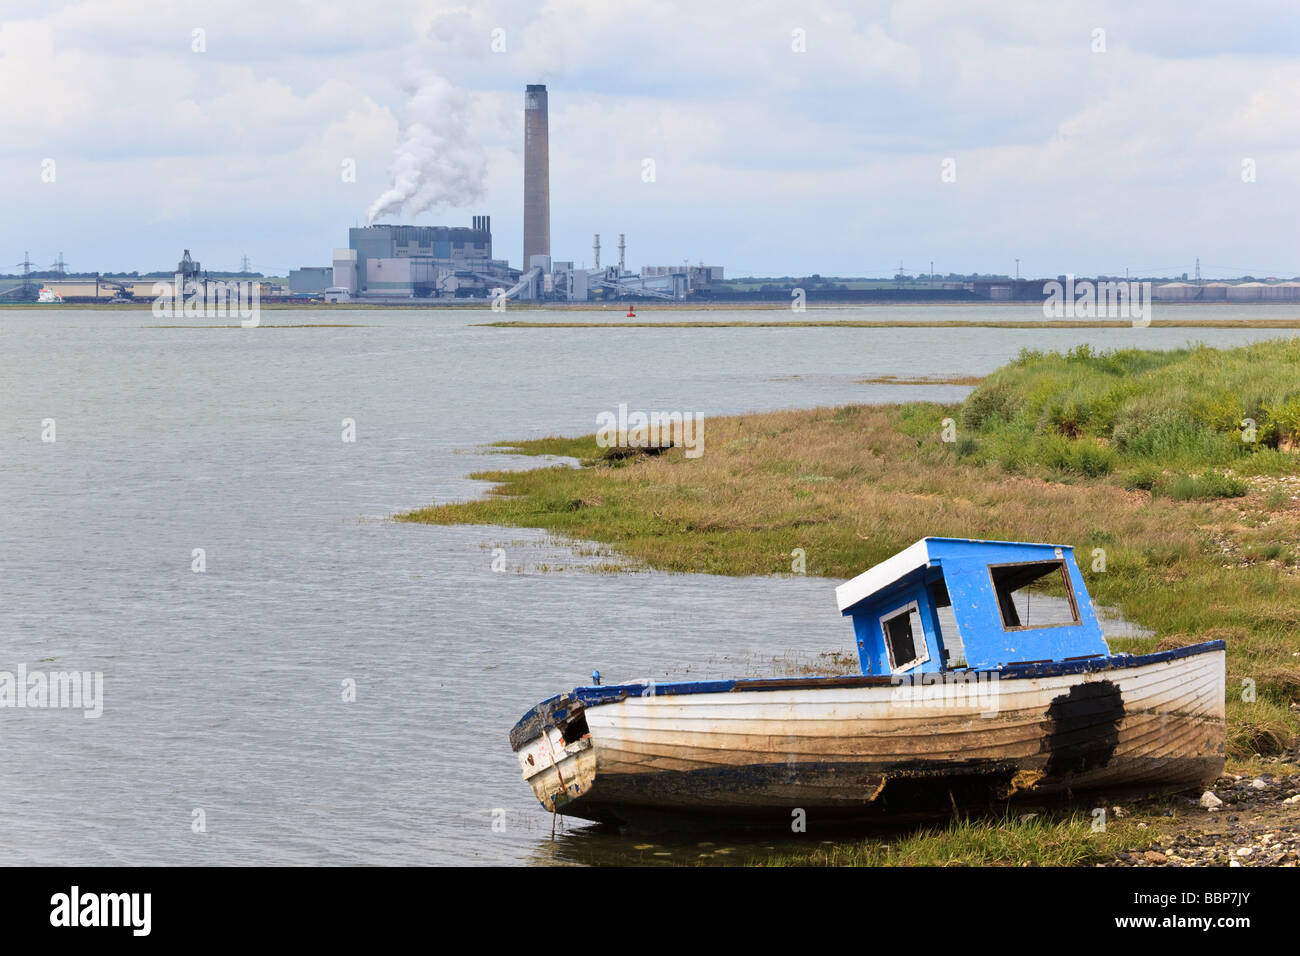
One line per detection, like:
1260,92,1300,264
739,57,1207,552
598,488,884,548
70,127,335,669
510,537,1225,825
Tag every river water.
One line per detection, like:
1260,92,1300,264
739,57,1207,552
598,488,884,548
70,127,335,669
2,305,1294,865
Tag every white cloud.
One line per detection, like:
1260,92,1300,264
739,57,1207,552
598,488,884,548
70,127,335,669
3,0,1298,275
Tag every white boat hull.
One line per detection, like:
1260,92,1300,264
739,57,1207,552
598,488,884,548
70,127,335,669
512,644,1225,824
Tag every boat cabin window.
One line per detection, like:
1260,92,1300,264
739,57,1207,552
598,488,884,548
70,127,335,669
989,560,1080,631
879,601,929,672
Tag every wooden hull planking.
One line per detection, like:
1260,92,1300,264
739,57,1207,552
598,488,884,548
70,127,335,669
514,646,1225,824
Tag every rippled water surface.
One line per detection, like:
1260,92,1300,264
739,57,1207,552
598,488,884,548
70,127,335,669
1,307,1291,864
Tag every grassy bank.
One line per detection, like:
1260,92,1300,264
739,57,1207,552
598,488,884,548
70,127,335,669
403,340,1300,761
402,340,1300,864
756,809,1167,866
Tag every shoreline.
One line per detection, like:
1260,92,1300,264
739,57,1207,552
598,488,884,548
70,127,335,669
7,299,1300,332
477,318,1300,329
7,298,1300,318
398,340,1300,865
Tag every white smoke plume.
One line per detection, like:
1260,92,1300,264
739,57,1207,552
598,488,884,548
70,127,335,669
366,66,487,225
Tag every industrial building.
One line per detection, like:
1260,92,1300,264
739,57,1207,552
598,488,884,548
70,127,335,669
643,264,724,289
312,83,723,304
289,266,333,294
27,278,136,300
1153,281,1300,301
325,219,515,299
25,249,283,303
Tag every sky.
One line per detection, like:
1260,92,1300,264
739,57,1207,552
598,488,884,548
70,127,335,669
3,0,1299,278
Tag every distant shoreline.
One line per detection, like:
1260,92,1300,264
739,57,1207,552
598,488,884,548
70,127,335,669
480,318,1300,329
5,298,1300,313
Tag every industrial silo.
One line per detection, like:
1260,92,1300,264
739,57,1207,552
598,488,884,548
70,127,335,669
1155,282,1194,301
1227,282,1266,301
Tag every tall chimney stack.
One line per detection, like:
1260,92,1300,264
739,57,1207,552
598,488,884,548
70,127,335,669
617,233,625,272
593,234,600,270
523,84,550,269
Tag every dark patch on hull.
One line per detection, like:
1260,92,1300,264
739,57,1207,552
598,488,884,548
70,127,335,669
550,752,1221,828
1043,679,1124,777
874,765,1020,813
561,758,1014,826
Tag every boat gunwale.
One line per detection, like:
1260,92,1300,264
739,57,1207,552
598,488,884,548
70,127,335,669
508,640,1225,750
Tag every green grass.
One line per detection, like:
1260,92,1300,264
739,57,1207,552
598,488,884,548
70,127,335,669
1163,472,1249,500
489,436,599,460
951,340,1300,480
758,809,1165,866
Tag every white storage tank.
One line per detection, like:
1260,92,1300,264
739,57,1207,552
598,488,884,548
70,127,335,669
1258,282,1300,300
1155,282,1195,301
1227,282,1267,301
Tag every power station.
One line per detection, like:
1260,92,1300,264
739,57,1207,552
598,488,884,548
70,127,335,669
290,83,723,303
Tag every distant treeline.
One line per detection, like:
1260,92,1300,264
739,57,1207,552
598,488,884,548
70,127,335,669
0,271,266,280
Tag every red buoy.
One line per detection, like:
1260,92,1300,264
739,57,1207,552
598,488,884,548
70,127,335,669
626,304,636,317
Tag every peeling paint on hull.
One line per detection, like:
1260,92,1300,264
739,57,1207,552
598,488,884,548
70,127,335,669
513,644,1225,825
